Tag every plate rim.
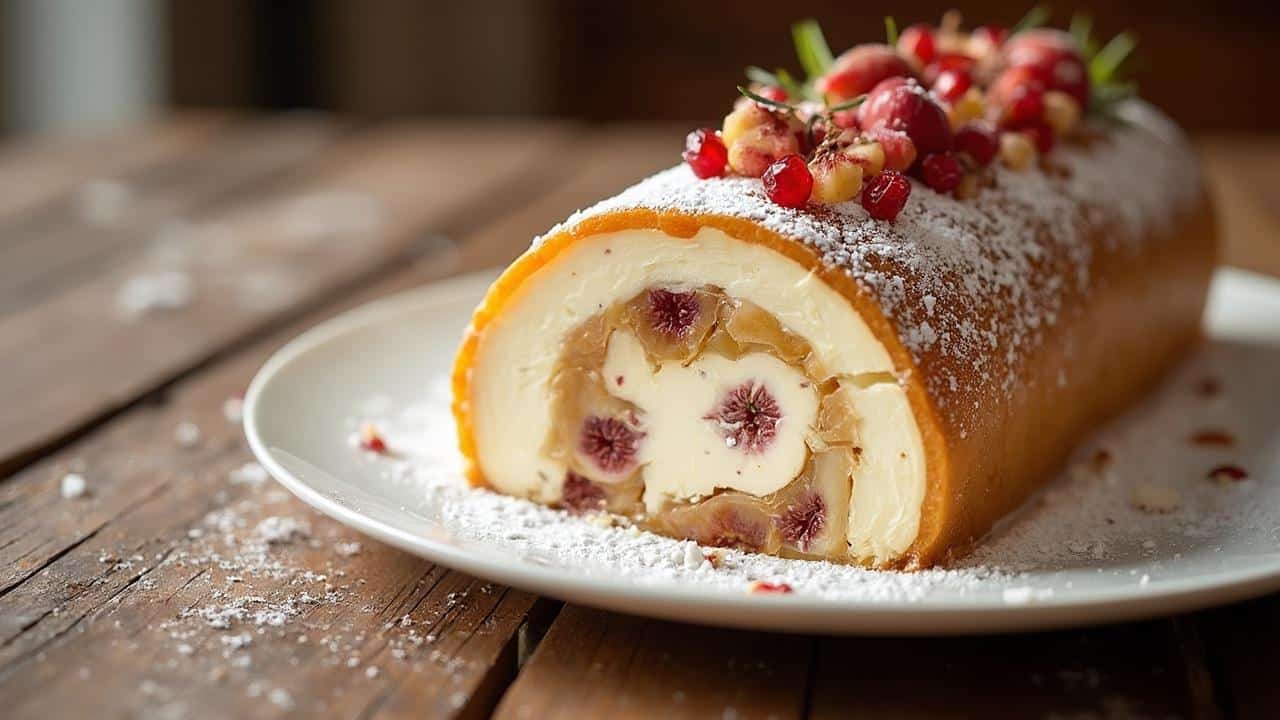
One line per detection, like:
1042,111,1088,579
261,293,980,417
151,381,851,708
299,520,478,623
244,267,1280,635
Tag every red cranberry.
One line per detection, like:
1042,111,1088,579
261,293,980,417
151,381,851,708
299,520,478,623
1021,122,1056,153
1004,29,1091,107
861,170,911,221
922,52,976,86
931,69,972,104
953,123,999,166
898,24,936,65
816,44,913,101
761,154,813,209
856,78,952,156
867,128,918,172
973,25,1008,47
920,153,963,193
682,128,728,179
990,67,1046,129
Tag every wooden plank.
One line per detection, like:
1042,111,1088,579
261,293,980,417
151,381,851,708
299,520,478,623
0,114,231,224
0,114,347,315
0,125,677,718
494,606,812,720
1193,598,1280,719
0,120,572,475
807,623,1206,719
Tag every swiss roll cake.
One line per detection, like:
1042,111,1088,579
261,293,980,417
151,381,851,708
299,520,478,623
450,18,1215,568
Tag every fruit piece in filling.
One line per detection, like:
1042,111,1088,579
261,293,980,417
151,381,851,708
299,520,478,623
538,282,865,562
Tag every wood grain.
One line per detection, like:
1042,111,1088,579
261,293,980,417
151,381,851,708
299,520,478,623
808,623,1203,719
0,114,347,316
0,121,571,475
494,606,812,720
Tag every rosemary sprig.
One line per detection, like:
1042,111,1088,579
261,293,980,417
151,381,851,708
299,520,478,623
746,65,804,99
1090,31,1138,86
1011,4,1051,35
883,16,899,46
736,86,797,113
827,94,867,114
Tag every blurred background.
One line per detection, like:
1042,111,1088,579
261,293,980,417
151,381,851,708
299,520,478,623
2,0,1277,137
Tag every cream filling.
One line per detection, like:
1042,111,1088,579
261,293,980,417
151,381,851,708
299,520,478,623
601,330,819,511
468,227,926,563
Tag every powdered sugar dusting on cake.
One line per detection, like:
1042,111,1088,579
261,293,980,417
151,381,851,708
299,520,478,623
537,101,1202,432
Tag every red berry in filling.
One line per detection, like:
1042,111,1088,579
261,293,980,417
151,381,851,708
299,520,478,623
647,288,701,337
579,416,642,474
953,123,999,166
705,380,782,453
931,68,972,104
779,491,826,551
682,128,728,179
856,78,952,156
815,44,913,101
867,128,918,172
860,170,911,221
898,24,936,65
920,152,963,193
761,154,813,209
560,471,607,513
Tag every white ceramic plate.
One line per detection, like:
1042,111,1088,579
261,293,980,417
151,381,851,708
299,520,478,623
245,268,1280,635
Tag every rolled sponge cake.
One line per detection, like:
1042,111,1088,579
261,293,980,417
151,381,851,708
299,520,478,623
451,101,1215,569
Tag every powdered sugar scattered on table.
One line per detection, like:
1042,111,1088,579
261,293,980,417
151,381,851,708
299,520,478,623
347,334,1280,604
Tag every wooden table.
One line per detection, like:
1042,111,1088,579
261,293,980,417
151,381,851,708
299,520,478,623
0,115,1276,719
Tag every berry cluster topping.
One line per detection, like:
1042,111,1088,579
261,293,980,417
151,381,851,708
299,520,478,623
681,10,1138,220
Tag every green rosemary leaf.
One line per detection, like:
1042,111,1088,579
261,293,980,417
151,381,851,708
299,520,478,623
791,19,834,81
1090,31,1137,86
827,94,868,113
1011,4,1051,35
884,16,899,47
737,85,795,112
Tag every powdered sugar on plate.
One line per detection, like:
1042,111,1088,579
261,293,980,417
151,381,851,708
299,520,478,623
346,334,1280,604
